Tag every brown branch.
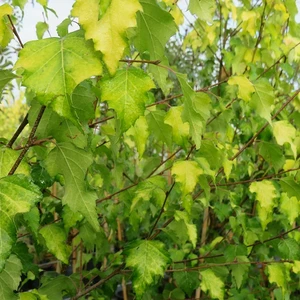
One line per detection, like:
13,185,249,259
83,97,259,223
167,259,293,273
73,264,124,300
8,106,46,175
13,137,53,150
120,59,161,65
6,113,29,148
148,181,176,238
7,15,24,48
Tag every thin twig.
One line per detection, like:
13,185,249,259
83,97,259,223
72,264,124,300
8,106,46,175
7,15,24,48
6,113,29,148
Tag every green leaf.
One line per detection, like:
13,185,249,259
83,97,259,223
189,0,216,22
28,101,87,148
230,256,249,289
56,18,71,37
0,255,22,300
0,147,30,179
228,76,255,101
0,4,13,48
0,175,42,271
39,275,77,300
174,211,197,247
200,269,224,300
177,73,211,148
125,240,170,298
101,68,155,132
36,22,48,39
40,224,71,264
280,177,300,200
134,0,177,91
267,264,291,293
164,106,189,146
251,81,275,124
258,141,285,172
0,70,18,94
280,193,299,225
45,142,99,231
174,271,199,297
14,30,102,123
72,0,141,74
131,176,166,212
127,116,149,158
172,161,202,195
273,120,296,157
278,238,300,260
12,242,38,275
249,181,277,229
146,110,172,147
19,290,48,300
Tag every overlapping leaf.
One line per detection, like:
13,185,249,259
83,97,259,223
72,0,141,74
14,30,102,123
45,142,99,230
0,70,18,95
134,0,177,91
0,175,41,271
0,255,22,300
101,68,155,132
0,4,13,48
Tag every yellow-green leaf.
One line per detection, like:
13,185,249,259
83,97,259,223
200,269,224,300
0,4,13,48
228,75,255,101
40,224,71,264
72,0,142,74
249,181,277,229
101,68,155,132
125,240,170,298
273,120,297,158
172,160,203,195
14,30,102,123
189,0,216,23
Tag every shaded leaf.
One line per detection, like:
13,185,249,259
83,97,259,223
177,73,211,148
0,255,22,300
45,142,99,230
174,271,199,297
134,0,177,91
278,238,300,260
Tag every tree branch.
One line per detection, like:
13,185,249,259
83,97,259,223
8,106,46,175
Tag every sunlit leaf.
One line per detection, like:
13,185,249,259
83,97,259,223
125,240,170,298
101,68,155,132
200,269,224,300
72,0,141,74
14,30,102,123
0,175,42,271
